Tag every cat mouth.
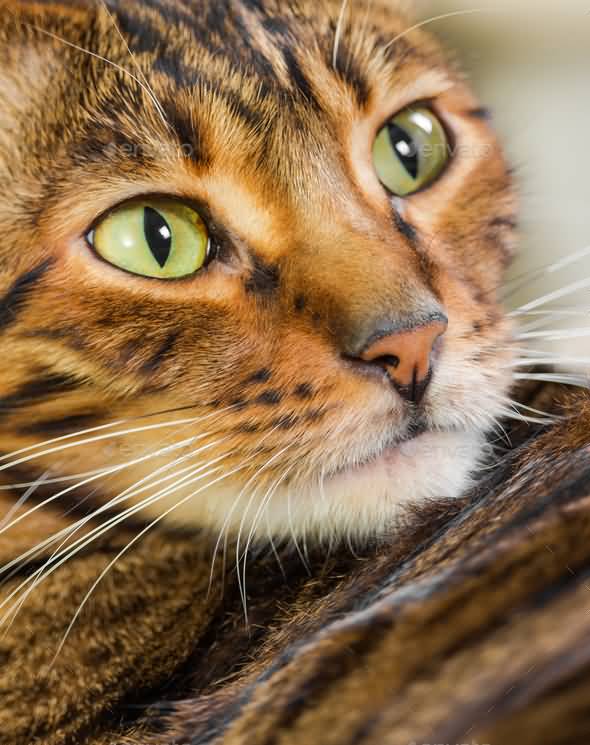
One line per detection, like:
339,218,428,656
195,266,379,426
326,421,432,482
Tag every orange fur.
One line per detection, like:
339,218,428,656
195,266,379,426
0,0,516,544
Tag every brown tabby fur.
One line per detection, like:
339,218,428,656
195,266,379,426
1,0,585,744
0,0,516,540
3,384,590,745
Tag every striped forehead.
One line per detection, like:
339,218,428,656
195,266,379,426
97,0,419,208
112,0,372,107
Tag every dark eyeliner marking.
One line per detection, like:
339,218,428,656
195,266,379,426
0,259,54,331
393,212,418,245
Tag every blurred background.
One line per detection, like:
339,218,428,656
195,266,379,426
418,0,590,370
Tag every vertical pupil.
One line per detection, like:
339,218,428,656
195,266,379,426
388,123,419,180
144,207,172,268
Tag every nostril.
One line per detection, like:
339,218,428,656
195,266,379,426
374,354,400,370
350,315,448,403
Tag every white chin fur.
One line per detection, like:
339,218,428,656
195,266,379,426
155,429,487,543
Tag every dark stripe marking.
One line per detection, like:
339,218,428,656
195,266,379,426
20,327,87,351
293,294,306,313
393,211,418,245
281,46,321,111
140,331,181,374
331,38,371,108
155,57,265,131
0,259,54,331
17,413,101,437
272,414,298,430
0,373,83,413
245,254,280,296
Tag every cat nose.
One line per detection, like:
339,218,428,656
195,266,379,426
358,317,448,404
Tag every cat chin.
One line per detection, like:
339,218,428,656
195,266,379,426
157,429,487,542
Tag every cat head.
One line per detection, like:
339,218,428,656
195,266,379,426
0,0,516,541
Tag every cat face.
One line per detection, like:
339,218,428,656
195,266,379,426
0,0,516,541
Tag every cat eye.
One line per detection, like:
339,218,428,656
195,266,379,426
372,106,449,196
87,198,210,279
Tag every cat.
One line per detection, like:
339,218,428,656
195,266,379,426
3,1,590,744
0,0,517,549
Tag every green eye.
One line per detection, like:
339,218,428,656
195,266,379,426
88,198,210,279
372,107,449,196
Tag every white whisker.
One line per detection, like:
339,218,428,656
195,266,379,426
0,469,52,531
511,308,590,318
233,443,292,619
0,449,233,630
0,437,229,583
239,463,295,608
287,487,309,575
0,402,234,465
0,433,206,538
507,357,590,368
383,8,499,52
513,277,590,314
513,373,589,387
517,328,590,342
99,1,170,128
0,403,240,477
508,400,562,419
207,425,284,596
50,457,255,664
505,244,590,302
14,16,170,129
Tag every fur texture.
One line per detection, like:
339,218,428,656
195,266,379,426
0,0,517,542
2,385,590,744
3,2,578,744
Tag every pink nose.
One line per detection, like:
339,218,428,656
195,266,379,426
360,320,447,404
